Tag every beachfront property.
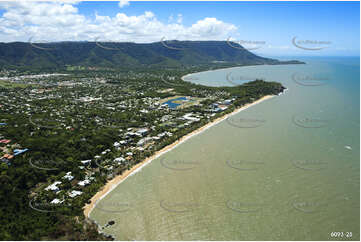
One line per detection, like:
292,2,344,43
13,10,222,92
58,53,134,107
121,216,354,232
210,102,229,112
137,137,153,147
78,179,91,186
69,190,83,198
114,157,126,164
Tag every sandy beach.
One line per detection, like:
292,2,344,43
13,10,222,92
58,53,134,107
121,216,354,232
83,94,275,218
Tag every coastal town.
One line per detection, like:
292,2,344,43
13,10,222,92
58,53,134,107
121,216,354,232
0,0,358,240
0,68,284,217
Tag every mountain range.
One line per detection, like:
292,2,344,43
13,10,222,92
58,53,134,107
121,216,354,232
0,40,304,70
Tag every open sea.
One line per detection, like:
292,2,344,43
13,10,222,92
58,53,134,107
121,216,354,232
90,56,360,240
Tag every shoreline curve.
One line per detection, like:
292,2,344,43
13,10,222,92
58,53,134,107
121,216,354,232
83,94,275,219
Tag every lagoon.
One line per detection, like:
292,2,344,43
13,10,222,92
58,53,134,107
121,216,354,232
163,97,188,109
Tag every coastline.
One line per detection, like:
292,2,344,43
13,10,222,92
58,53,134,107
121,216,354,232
180,64,273,82
83,94,275,218
181,62,305,83
180,65,245,82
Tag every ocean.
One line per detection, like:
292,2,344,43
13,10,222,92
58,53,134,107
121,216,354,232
90,56,360,240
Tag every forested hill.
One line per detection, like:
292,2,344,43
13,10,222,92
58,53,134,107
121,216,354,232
0,41,304,70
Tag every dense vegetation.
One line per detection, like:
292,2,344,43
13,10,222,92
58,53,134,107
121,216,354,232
0,41,304,71
0,69,284,240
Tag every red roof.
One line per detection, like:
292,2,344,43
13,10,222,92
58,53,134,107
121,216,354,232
2,154,13,159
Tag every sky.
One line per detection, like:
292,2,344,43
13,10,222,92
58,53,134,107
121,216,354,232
0,1,359,56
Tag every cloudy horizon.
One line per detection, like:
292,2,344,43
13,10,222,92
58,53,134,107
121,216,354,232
0,1,359,56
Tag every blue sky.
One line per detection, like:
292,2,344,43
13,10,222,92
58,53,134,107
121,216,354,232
0,1,359,56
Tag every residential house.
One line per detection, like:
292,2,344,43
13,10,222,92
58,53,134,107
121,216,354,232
63,172,74,181
45,181,62,192
78,179,91,186
69,190,83,198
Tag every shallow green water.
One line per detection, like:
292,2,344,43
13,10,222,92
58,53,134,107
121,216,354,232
90,57,360,240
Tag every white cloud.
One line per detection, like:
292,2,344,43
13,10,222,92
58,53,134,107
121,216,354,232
168,14,173,23
118,0,130,8
177,14,182,24
0,1,238,43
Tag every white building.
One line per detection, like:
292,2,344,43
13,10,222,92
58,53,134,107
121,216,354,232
136,128,149,136
69,190,83,198
45,181,62,192
78,179,91,186
182,113,200,122
137,137,153,147
80,160,91,165
114,157,126,164
50,198,64,204
63,172,74,181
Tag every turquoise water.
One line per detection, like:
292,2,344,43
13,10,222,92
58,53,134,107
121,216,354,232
90,57,360,240
163,97,187,109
